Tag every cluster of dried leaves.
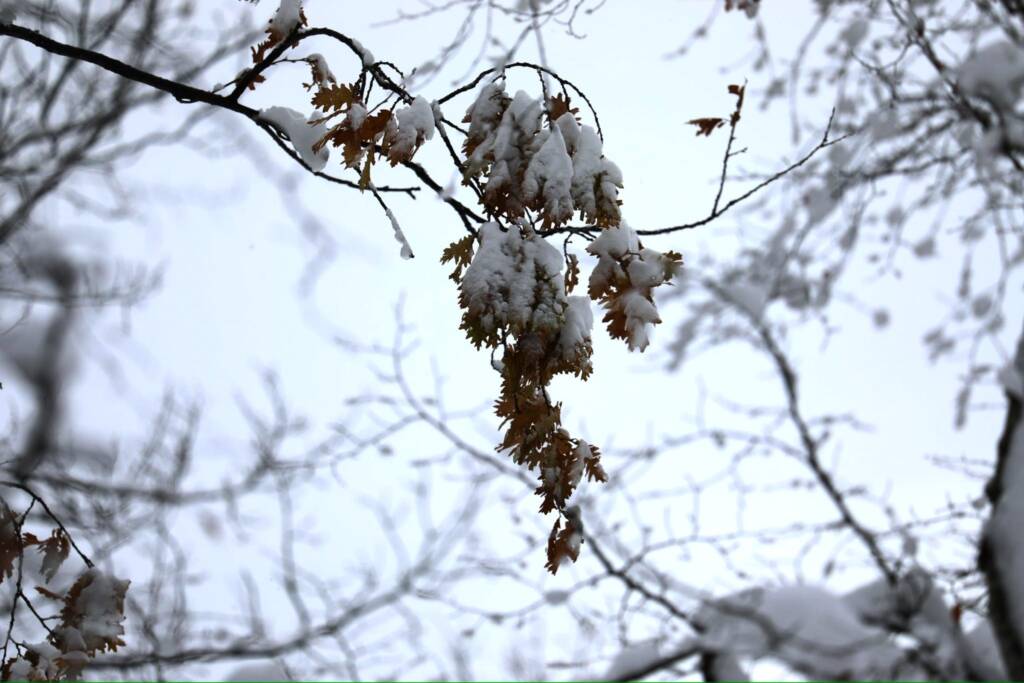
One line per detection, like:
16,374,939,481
442,88,683,573
0,499,128,681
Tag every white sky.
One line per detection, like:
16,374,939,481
3,0,1021,679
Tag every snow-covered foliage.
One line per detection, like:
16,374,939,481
682,574,1012,681
444,80,682,572
6,641,63,681
696,585,907,679
459,222,568,348
385,96,436,165
304,53,335,87
958,41,1024,111
452,221,606,571
461,81,623,227
61,568,130,654
586,224,682,351
1,511,129,680
522,125,575,226
259,106,329,172
267,0,302,42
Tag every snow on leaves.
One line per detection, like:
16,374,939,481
23,529,70,583
456,223,605,572
259,106,330,172
4,568,131,680
0,496,130,681
448,81,678,572
250,1,437,193
59,569,130,655
251,0,307,65
587,225,682,351
460,82,623,228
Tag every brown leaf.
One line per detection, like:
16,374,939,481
547,93,580,125
687,117,725,137
544,517,582,575
37,528,70,583
728,83,746,125
359,110,392,140
359,146,374,190
311,84,356,113
35,585,63,600
565,253,580,294
440,234,475,283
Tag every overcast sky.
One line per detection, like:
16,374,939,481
4,0,1021,679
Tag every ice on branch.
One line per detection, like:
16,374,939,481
587,224,681,351
260,106,329,171
379,196,414,260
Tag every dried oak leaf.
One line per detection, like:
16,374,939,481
547,93,580,126
360,110,392,140
564,253,580,294
583,443,608,482
29,528,70,583
440,234,475,283
312,84,357,113
359,147,375,190
544,517,582,575
687,117,725,137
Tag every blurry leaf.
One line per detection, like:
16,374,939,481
0,501,19,584
544,517,581,575
687,117,725,137
34,528,70,583
35,585,63,600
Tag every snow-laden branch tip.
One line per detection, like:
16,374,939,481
369,184,414,260
259,106,329,172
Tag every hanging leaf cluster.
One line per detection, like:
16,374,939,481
446,82,682,573
461,83,623,229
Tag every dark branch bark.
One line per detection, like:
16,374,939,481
979,321,1024,679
